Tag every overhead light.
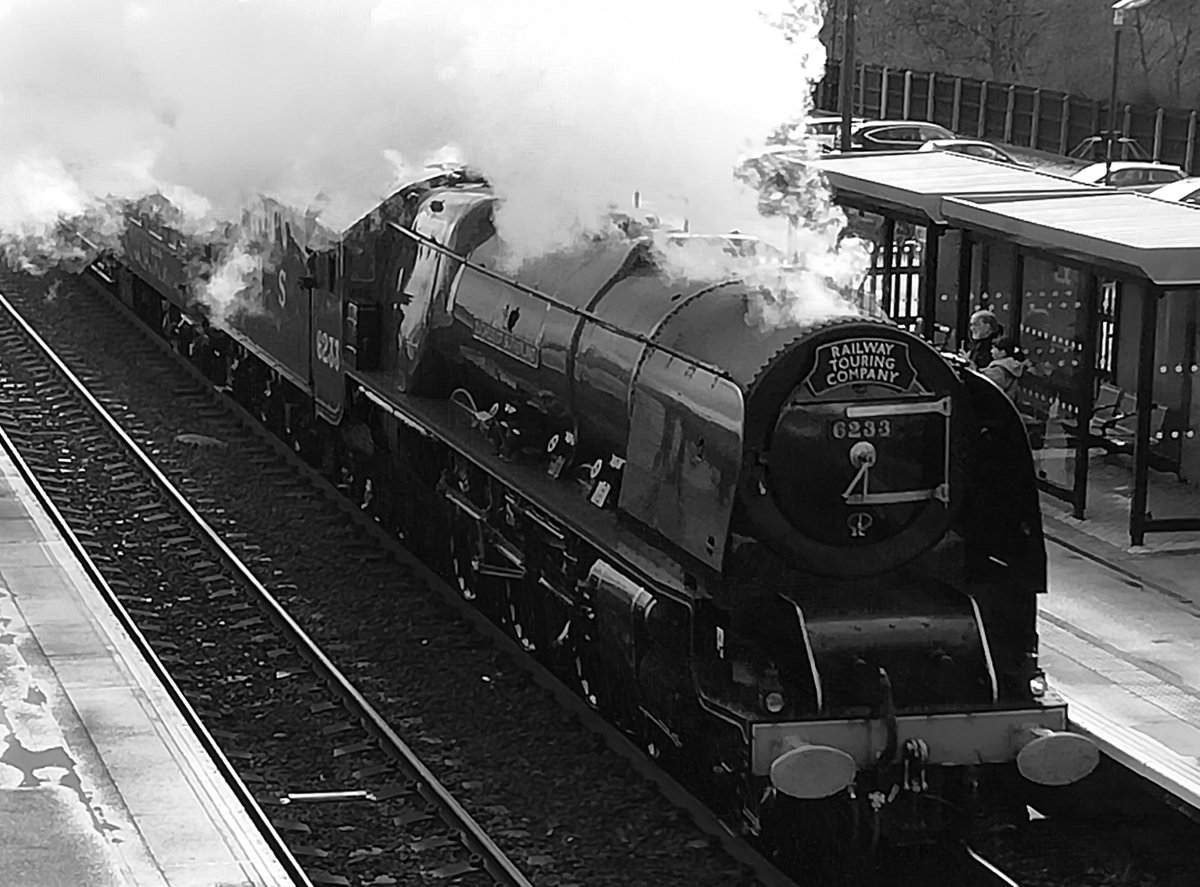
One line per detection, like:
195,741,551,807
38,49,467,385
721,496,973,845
1112,0,1153,24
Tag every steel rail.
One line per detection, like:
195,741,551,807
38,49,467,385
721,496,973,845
84,271,803,887
0,325,312,887
0,289,533,887
962,843,1022,887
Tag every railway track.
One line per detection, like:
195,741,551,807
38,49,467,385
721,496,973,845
972,758,1200,887
0,418,315,885
962,844,1023,887
0,265,1038,886
0,291,533,885
0,270,796,885
884,842,1022,887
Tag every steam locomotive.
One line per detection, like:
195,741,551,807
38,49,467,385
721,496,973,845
96,168,1097,858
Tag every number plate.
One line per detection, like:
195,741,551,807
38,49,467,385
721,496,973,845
829,417,895,440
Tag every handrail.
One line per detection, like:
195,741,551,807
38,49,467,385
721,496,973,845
388,220,737,383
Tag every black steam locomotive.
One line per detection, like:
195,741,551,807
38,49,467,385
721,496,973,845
101,168,1097,856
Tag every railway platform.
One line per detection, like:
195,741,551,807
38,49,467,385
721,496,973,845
1041,509,1200,815
0,444,296,886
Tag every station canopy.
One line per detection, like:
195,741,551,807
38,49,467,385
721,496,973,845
806,150,1093,224
806,150,1200,287
944,190,1200,288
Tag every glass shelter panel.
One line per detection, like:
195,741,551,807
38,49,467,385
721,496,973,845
975,240,1018,343
929,233,1012,353
1016,257,1089,507
934,230,963,348
1144,288,1200,537
1096,283,1119,383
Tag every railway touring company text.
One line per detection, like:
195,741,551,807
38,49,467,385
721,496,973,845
805,338,919,394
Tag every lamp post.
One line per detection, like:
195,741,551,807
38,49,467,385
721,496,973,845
840,0,856,152
1106,0,1154,182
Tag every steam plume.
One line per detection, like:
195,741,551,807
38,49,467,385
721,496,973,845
0,0,868,326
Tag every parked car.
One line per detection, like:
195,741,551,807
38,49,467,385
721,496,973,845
805,115,861,136
917,139,1024,165
838,120,956,152
1147,177,1200,205
1068,135,1150,162
805,115,864,151
1069,161,1186,191
768,115,864,151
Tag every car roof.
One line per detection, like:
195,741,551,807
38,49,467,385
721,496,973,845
920,139,1003,150
1072,161,1185,180
1076,135,1141,145
854,119,950,129
1068,136,1151,161
1148,177,1200,200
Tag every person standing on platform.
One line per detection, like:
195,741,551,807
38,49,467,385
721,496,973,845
964,308,1002,369
982,336,1029,401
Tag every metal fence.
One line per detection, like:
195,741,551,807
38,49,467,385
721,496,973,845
817,61,1200,174
858,239,922,325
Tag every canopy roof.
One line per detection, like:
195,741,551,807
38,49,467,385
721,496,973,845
944,190,1200,287
806,150,1200,287
807,150,1093,223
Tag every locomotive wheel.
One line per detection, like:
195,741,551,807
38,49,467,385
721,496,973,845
639,706,700,785
346,458,375,513
281,402,306,459
263,386,288,437
572,632,606,710
569,622,630,722
405,492,450,575
501,576,546,654
448,516,487,604
293,421,322,468
535,596,574,675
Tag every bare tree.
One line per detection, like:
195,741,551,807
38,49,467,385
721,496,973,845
812,0,1200,114
881,0,1051,82
1128,0,1200,105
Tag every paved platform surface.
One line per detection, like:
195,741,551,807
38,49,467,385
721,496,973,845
1042,524,1200,812
0,444,296,886
1044,508,1200,610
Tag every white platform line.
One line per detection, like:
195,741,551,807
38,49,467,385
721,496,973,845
1041,618,1200,810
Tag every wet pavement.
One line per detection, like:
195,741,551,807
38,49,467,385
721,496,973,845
0,447,292,887
0,540,159,887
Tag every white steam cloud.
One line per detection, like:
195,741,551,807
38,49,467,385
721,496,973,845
0,0,868,327
198,243,263,330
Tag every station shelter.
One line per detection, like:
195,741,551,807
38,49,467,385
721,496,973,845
806,150,1200,550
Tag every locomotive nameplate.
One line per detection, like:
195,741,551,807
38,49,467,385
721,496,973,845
471,316,541,367
805,338,922,395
